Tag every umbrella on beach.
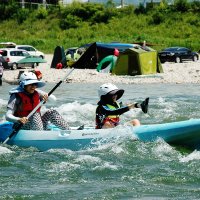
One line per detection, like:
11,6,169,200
17,56,47,64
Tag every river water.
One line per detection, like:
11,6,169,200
1,82,200,199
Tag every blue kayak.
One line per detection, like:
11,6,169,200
1,119,200,151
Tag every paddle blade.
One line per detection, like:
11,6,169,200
140,97,149,113
0,122,13,142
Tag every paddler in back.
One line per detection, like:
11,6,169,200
96,83,149,129
6,72,69,130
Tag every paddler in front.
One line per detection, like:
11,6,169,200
5,72,69,130
96,83,149,129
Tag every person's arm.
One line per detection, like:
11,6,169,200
102,103,139,116
5,108,20,123
36,89,57,101
102,104,129,116
6,94,20,123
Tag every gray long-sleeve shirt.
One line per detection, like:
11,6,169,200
6,89,56,123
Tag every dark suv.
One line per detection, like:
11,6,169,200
158,47,199,63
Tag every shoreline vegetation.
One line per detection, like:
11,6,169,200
0,1,200,53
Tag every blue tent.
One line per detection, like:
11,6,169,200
72,42,139,69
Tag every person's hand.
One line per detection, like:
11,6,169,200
18,117,29,124
127,98,149,113
127,103,135,110
42,94,48,102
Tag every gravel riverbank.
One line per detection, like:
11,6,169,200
3,54,200,85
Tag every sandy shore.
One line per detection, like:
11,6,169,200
3,54,200,84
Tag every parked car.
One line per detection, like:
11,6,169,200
6,44,45,59
0,52,8,69
158,47,199,63
0,48,35,70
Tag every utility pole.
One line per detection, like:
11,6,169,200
43,0,47,8
121,0,124,7
21,0,25,8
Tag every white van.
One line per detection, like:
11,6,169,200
9,45,45,59
0,48,33,70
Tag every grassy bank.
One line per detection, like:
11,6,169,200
0,2,199,53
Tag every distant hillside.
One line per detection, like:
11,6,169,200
0,1,199,53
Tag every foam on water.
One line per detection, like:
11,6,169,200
84,125,137,152
56,101,96,126
92,162,119,171
0,98,7,122
0,98,7,107
152,139,181,161
179,150,200,163
0,146,13,154
109,145,126,154
75,155,102,165
49,161,81,173
156,97,179,120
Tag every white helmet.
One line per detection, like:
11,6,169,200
98,83,124,100
19,72,45,88
19,72,37,82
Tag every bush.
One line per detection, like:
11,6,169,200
134,3,146,14
119,5,135,16
61,2,105,21
36,7,48,19
186,15,200,26
190,1,200,12
173,0,190,12
0,0,19,20
29,39,46,46
156,0,170,12
16,8,30,24
60,3,118,25
92,8,118,24
60,14,81,29
105,0,116,8
149,12,164,25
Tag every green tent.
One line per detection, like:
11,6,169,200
112,47,163,76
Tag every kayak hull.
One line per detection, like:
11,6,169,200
134,119,200,150
1,119,200,151
0,123,129,151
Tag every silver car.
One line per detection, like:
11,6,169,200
0,48,33,70
12,45,45,59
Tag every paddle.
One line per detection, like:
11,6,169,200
3,68,75,144
139,97,149,113
140,97,149,113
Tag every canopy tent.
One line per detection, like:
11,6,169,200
70,43,95,69
82,42,139,52
51,46,66,68
112,47,163,76
71,42,138,69
17,56,47,64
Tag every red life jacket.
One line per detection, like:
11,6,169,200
14,91,41,117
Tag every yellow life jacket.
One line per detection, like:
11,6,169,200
106,102,120,119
